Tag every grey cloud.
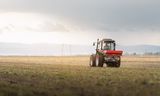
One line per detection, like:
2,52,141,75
0,21,69,32
0,0,160,32
39,21,69,32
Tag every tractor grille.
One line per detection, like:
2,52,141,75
104,56,120,62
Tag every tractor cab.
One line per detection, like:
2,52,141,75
97,39,115,50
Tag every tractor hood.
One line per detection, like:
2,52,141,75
102,50,123,56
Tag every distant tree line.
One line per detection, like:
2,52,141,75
124,52,160,56
143,52,160,55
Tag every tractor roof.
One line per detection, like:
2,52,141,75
99,39,115,42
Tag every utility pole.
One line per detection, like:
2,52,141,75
69,44,72,56
61,44,64,56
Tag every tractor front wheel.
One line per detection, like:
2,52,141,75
89,55,96,67
95,55,104,67
115,60,121,67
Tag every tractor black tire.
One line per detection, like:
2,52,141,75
106,63,110,67
114,57,121,67
115,60,121,67
107,62,120,67
89,54,96,67
96,55,104,67
107,63,114,67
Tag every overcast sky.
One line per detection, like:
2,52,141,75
0,0,160,45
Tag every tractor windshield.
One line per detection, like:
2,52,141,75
102,41,115,50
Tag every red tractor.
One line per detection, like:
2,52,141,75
90,39,123,67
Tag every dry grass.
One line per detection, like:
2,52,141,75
122,56,160,68
0,56,160,96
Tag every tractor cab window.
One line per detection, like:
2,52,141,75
102,41,115,50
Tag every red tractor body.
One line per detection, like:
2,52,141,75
99,50,123,56
90,39,123,67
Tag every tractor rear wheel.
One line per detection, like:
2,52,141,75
115,60,121,67
114,57,121,67
107,62,120,67
89,55,96,67
95,55,104,67
107,63,116,67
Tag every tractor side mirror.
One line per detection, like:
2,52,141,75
93,42,96,46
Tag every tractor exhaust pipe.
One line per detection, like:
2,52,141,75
96,39,99,54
